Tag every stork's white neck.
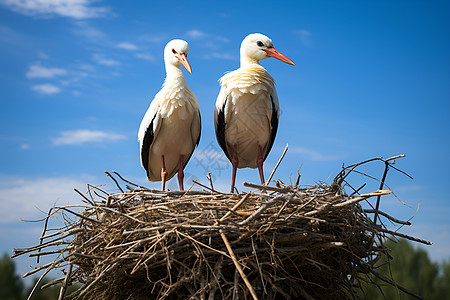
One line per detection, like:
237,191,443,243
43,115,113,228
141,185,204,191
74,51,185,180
165,62,185,79
240,54,260,67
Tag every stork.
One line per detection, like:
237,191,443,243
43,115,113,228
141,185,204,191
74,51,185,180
138,39,201,190
214,33,294,193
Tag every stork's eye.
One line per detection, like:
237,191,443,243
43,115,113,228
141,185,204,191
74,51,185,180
257,41,264,47
172,48,177,54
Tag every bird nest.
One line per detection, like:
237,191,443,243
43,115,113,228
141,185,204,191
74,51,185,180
13,155,431,300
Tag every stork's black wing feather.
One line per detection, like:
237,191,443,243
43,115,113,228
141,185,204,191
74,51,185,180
141,114,157,179
214,96,231,162
264,94,279,161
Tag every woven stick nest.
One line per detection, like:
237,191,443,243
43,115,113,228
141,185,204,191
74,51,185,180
13,155,432,300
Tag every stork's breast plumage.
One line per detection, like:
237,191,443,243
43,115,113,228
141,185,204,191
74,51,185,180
217,65,277,168
156,85,198,120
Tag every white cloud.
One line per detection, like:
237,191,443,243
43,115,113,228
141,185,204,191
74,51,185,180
116,42,138,50
135,52,155,61
78,63,95,71
289,146,340,161
0,24,18,44
93,54,120,66
203,52,238,61
37,51,48,59
51,129,126,145
294,29,313,47
0,0,110,19
186,29,208,39
0,175,87,223
394,185,423,193
73,20,105,40
26,64,67,78
31,83,61,94
20,144,30,150
138,33,169,44
185,29,229,45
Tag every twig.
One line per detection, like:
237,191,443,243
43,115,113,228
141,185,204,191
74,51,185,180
22,262,54,278
176,231,230,258
26,261,58,300
74,188,95,207
243,182,291,193
217,193,252,224
370,268,425,300
192,180,224,194
220,229,258,300
364,209,411,225
377,228,432,245
373,161,391,224
58,263,73,300
265,143,288,185
112,171,150,190
334,190,391,208
238,195,288,226
104,171,124,193
206,172,214,190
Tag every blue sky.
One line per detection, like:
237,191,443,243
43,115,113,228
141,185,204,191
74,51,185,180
0,0,449,281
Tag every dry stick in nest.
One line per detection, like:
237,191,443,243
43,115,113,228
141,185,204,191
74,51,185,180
214,145,289,299
265,143,289,186
334,155,432,299
215,193,257,299
58,263,73,300
372,155,406,225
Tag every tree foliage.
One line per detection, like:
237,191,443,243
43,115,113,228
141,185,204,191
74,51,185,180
359,239,449,300
0,253,79,300
0,253,23,300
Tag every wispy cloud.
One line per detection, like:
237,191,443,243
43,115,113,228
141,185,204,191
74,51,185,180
0,24,26,46
77,63,95,72
202,52,237,61
0,0,111,19
294,29,313,47
72,20,105,40
51,129,126,145
138,33,170,44
93,54,120,66
37,51,48,59
31,83,61,94
26,64,67,78
0,174,88,223
394,185,423,193
116,42,138,50
186,29,208,39
135,52,155,62
185,29,229,50
289,146,340,161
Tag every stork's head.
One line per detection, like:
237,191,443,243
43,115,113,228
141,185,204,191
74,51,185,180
240,33,295,66
164,39,192,73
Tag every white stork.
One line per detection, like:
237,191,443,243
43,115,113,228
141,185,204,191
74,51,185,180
214,33,294,193
138,39,201,191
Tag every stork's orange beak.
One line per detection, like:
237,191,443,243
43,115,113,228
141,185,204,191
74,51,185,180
177,53,192,73
264,48,295,66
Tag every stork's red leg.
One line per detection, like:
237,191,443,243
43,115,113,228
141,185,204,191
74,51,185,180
230,144,238,193
178,155,185,191
257,145,265,185
161,155,168,191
